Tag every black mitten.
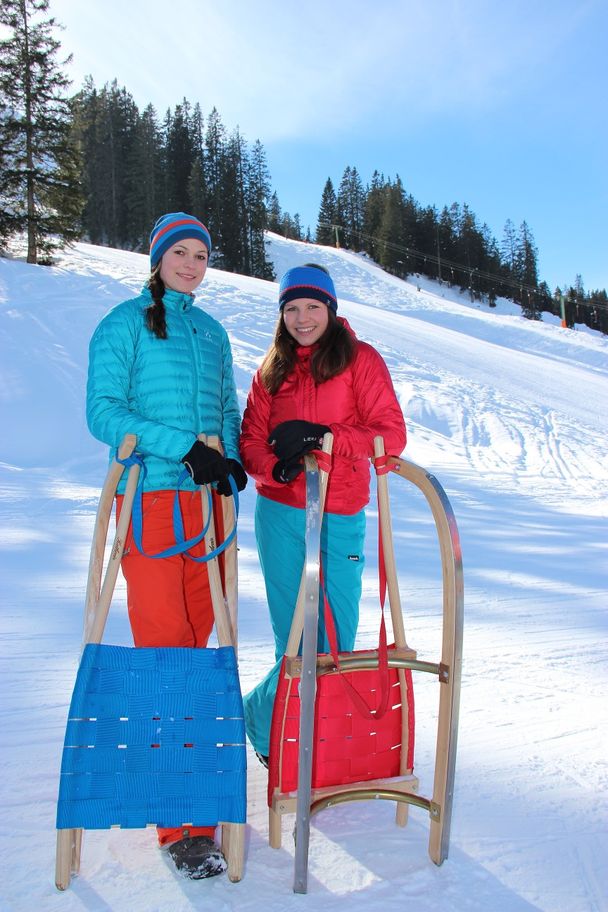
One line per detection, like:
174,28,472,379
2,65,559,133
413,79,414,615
272,457,304,484
215,459,248,496
182,441,230,486
268,420,330,461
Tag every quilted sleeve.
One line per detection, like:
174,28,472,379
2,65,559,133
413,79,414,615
329,343,406,459
239,370,278,485
218,326,242,461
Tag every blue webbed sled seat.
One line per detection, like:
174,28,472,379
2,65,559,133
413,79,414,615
56,643,246,831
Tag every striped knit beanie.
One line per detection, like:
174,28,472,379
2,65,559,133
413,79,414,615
149,212,212,267
278,264,338,312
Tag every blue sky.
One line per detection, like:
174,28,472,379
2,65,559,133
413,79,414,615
51,0,607,292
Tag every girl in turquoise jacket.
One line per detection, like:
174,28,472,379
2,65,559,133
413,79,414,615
86,212,247,880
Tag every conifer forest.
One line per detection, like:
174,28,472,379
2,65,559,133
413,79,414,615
1,0,606,333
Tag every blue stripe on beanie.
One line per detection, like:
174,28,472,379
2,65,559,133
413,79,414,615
278,265,338,312
149,212,212,266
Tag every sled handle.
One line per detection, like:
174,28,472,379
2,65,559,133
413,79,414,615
83,434,139,646
198,434,238,650
374,436,409,651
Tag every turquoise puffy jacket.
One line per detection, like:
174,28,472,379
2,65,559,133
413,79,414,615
86,285,241,492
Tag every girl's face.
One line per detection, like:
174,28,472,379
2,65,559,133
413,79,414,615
282,298,329,346
159,238,209,294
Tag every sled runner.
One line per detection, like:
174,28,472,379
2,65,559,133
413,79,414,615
267,436,463,892
55,435,246,890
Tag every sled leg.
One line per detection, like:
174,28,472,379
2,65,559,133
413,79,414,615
269,805,282,849
55,828,81,891
71,828,83,875
221,822,245,882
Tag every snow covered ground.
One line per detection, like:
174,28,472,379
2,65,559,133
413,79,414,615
1,233,606,911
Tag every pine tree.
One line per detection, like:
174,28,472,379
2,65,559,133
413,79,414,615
267,192,282,234
454,205,486,298
437,205,458,282
126,103,165,250
516,221,538,287
247,139,274,279
97,82,139,248
316,177,336,245
0,0,82,261
71,78,105,244
188,158,206,224
362,171,388,261
164,100,195,213
219,128,248,273
500,218,518,274
377,182,406,275
514,221,539,316
187,102,206,220
414,205,440,280
204,107,226,252
336,165,365,249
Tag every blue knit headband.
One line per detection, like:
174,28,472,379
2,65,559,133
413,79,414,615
149,212,212,267
278,265,338,312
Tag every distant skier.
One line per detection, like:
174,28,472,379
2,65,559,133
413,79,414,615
239,263,406,763
86,212,247,879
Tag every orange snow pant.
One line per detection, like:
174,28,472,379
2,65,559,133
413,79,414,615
116,488,225,846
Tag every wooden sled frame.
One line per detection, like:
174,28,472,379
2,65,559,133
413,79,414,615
268,436,463,888
55,434,244,890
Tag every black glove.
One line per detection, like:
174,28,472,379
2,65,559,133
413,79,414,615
215,459,248,497
268,420,330,461
272,456,304,484
182,441,230,486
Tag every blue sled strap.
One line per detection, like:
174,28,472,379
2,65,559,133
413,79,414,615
125,457,238,563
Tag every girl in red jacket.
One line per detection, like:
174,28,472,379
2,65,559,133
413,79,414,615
240,263,406,762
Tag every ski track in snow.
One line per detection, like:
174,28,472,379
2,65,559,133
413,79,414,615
0,234,607,912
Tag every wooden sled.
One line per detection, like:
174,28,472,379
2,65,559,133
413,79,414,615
55,435,245,890
267,436,463,891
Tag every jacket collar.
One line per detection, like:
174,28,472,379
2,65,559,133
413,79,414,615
141,285,194,313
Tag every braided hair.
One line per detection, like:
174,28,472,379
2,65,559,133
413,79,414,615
145,264,168,339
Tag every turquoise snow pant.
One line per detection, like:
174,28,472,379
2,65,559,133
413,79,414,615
243,495,366,757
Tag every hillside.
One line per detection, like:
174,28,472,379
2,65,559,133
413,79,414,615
0,233,606,912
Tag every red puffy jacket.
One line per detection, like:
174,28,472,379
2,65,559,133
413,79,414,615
240,319,406,515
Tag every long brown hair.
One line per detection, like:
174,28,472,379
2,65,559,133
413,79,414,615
145,264,168,339
260,308,356,395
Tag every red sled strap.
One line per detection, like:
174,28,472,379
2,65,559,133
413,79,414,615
321,458,392,720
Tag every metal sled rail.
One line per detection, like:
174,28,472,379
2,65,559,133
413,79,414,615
388,455,463,864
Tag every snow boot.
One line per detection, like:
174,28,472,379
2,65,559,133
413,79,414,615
166,835,227,879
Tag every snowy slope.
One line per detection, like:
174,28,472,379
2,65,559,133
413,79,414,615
0,233,606,912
